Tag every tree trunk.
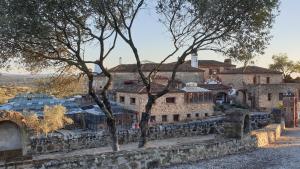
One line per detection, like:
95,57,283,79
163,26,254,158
138,97,154,148
138,112,150,148
107,117,120,151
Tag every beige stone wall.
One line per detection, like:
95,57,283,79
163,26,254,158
247,83,300,111
154,72,204,84
200,66,235,80
219,74,283,90
96,71,205,90
116,92,214,123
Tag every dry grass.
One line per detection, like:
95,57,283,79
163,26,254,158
0,86,31,104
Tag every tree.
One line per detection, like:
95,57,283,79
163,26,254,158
1,0,279,149
269,53,300,79
0,0,121,151
97,0,279,147
35,72,86,98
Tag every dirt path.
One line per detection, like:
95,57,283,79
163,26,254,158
168,127,300,169
33,135,215,161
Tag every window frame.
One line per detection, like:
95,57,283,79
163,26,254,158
130,97,136,105
166,97,176,104
268,93,272,101
173,114,180,122
119,96,125,103
162,115,168,122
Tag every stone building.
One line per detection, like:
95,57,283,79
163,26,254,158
115,82,214,124
178,59,236,80
218,66,300,111
94,62,205,90
218,66,283,89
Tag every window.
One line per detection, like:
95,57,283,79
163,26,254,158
195,113,199,118
205,113,208,117
266,77,270,84
173,114,180,121
185,92,213,103
209,69,213,75
150,116,156,122
279,93,284,101
130,98,136,105
166,97,176,103
268,93,272,101
119,96,125,103
253,76,257,84
187,114,191,118
162,115,168,122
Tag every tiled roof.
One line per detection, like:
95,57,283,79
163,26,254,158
109,63,204,73
198,84,231,90
181,60,236,67
219,66,282,74
116,82,182,94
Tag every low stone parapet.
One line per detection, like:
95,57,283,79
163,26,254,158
251,122,284,147
1,123,285,169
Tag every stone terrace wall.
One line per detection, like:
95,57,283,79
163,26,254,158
29,113,271,155
30,116,224,155
2,123,283,169
15,136,258,169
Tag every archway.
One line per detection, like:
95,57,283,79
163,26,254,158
236,89,247,105
0,121,23,161
0,111,31,161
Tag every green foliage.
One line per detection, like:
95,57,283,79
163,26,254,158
157,0,279,60
269,53,300,78
276,102,284,110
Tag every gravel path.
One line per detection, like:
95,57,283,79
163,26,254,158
167,127,300,169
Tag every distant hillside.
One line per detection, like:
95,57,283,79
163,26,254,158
0,73,49,86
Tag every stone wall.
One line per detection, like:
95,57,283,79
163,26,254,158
29,117,224,155
104,71,204,90
116,92,214,123
219,74,283,90
1,123,283,169
247,83,300,111
29,113,270,155
251,122,284,147
7,136,257,169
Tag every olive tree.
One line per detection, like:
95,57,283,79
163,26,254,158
95,0,279,147
0,0,121,151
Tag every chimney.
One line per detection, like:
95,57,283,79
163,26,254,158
224,59,232,65
191,51,198,68
119,57,122,65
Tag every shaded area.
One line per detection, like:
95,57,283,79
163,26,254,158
168,127,300,169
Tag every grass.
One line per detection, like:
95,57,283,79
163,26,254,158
0,86,31,104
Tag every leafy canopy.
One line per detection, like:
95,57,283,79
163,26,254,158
269,53,300,77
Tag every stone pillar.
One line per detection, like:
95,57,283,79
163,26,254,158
283,94,298,128
223,108,250,139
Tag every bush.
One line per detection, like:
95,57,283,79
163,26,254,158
23,105,73,135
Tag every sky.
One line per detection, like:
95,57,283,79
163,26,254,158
2,0,300,74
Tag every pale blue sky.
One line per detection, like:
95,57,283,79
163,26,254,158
90,0,300,69
2,0,300,74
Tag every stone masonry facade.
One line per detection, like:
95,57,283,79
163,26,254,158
2,122,283,169
116,92,214,123
29,113,270,155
